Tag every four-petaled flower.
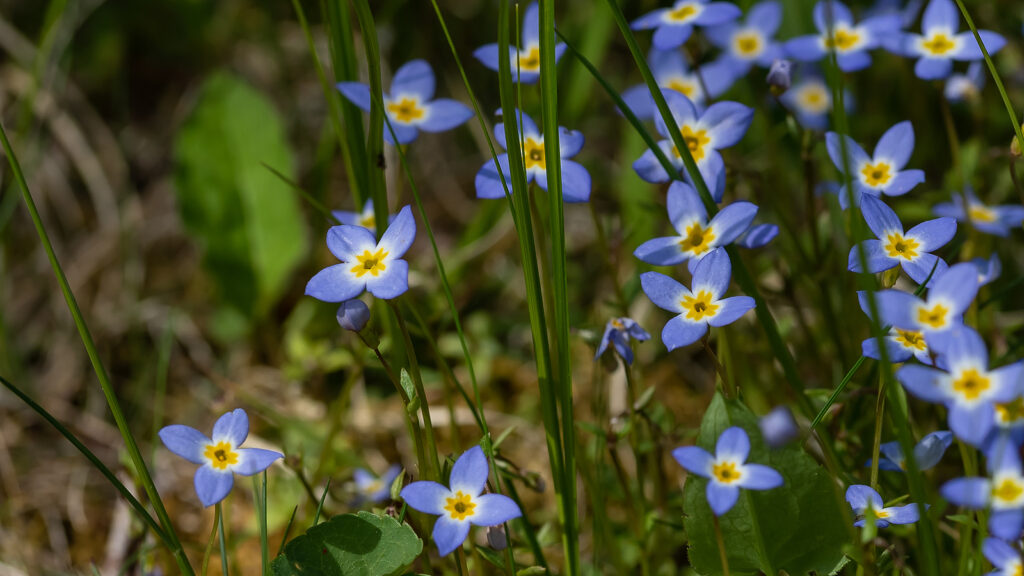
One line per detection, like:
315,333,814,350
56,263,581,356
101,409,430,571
846,485,921,528
631,0,742,51
332,199,395,235
867,431,953,472
400,446,522,556
641,248,755,350
337,60,473,145
933,189,1024,237
306,205,417,302
893,0,1005,80
983,537,1024,576
826,121,925,209
673,426,783,516
849,193,956,286
704,1,785,86
473,2,566,85
942,437,1024,540
945,61,985,103
159,409,283,507
779,75,833,131
784,0,901,72
595,317,651,366
354,464,401,504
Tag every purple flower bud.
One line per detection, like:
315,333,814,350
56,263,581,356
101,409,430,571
759,406,798,448
766,59,792,94
337,300,370,332
487,525,508,550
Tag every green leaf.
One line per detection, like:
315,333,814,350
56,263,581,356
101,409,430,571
174,72,307,338
271,511,422,576
683,394,846,576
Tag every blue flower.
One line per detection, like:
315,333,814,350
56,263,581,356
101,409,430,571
983,537,1024,576
704,1,784,83
158,409,283,507
933,189,1024,237
866,0,923,29
826,121,925,209
595,317,651,366
400,446,522,556
634,181,758,269
867,430,953,472
673,426,783,516
621,49,734,120
859,325,933,365
475,109,591,203
759,406,798,448
631,0,742,51
332,199,395,235
736,222,779,249
897,326,1023,445
633,90,753,188
942,437,1024,540
971,253,1001,287
849,194,956,286
945,61,985,103
336,60,473,145
783,1,901,73
845,485,921,528
473,2,565,85
306,205,417,302
336,299,370,332
354,465,401,504
640,248,755,350
778,75,833,131
893,0,1005,80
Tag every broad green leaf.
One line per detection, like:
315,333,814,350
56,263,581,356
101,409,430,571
271,511,422,576
683,394,846,575
174,72,307,339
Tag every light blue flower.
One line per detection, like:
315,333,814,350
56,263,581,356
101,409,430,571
332,199,395,235
942,437,1024,540
632,0,742,51
759,406,798,448
893,0,1005,80
473,2,566,85
826,121,925,209
595,317,651,366
846,485,921,528
984,537,1024,576
704,1,784,84
634,181,757,270
641,248,755,350
945,61,985,103
400,446,521,556
158,409,283,507
867,430,953,472
779,75,833,131
633,90,753,187
933,189,1024,237
621,49,733,120
971,253,1001,287
354,465,401,504
784,1,901,73
337,60,473,145
736,222,779,249
849,194,956,286
306,205,416,302
673,426,783,516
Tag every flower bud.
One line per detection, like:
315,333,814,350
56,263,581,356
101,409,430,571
1012,124,1024,158
759,406,799,448
766,59,792,96
337,300,370,332
487,525,508,550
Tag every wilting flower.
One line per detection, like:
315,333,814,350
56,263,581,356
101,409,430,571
641,248,755,350
945,61,985,103
784,0,901,72
159,409,283,507
631,0,742,51
848,194,956,286
942,437,1024,540
306,205,416,302
673,426,783,516
897,326,1023,445
825,121,925,209
893,0,1005,80
759,406,798,447
933,189,1024,237
595,317,651,366
983,538,1024,576
867,431,953,472
846,485,921,528
633,90,753,187
354,465,401,504
704,1,784,84
400,446,521,556
779,75,833,131
475,109,591,203
332,199,395,234
474,2,565,85
634,181,757,270
621,49,733,119
337,60,472,145
336,299,371,332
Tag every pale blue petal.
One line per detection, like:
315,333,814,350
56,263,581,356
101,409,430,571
716,426,750,462
737,223,778,249
848,240,896,274
419,100,473,133
846,484,883,512
914,431,953,470
922,0,959,33
813,0,853,30
234,448,283,476
640,271,690,313
983,537,1019,568
897,364,948,404
861,289,919,329
883,504,920,524
862,335,913,364
949,403,994,446
635,236,690,266
558,127,584,158
378,205,416,258
450,445,489,497
365,260,409,300
708,202,758,246
784,35,826,62
706,482,740,516
942,324,988,370
336,82,371,111
930,262,979,315
432,516,471,557
915,57,953,80
881,169,925,196
691,248,731,300
860,193,903,237
748,1,783,36
701,101,754,148
212,409,248,446
620,84,655,120
906,217,956,252
475,155,512,199
390,60,435,101
837,51,871,73
989,510,1024,541
471,494,522,526
632,8,670,30
673,446,714,477
473,44,509,73
668,181,708,229
159,425,209,465
383,122,418,145
633,146,675,183
654,90,699,140
522,1,540,46
695,3,743,26
953,31,1006,60
825,132,870,174
400,481,450,516
874,121,915,169
327,223,378,261
653,23,693,51
305,264,365,303
560,160,592,203
903,254,948,287
195,466,234,507
941,476,990,508
707,296,755,327
739,464,782,489
662,315,708,350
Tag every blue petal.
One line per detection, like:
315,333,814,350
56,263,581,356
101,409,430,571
942,324,988,371
929,262,980,316
848,240,896,274
914,431,954,470
941,477,990,508
327,224,378,261
954,31,1005,60
949,402,995,446
419,100,473,133
640,271,690,313
432,515,471,557
896,364,948,404
993,363,1024,403
234,448,283,476
702,22,735,49
860,289,919,329
650,47,689,79
906,217,956,252
620,84,655,120
497,108,540,142
691,248,732,300
989,509,1024,541
471,493,522,526
635,236,690,266
915,57,953,80
450,445,489,497
862,335,913,363
625,320,651,341
558,127,585,158
707,296,755,328
611,332,635,365
706,482,740,516
378,205,416,259
158,425,210,465
874,121,915,170
400,480,450,516
475,155,512,199
336,82,371,111
837,51,871,73
748,0,783,36
825,132,871,175
654,90,699,140
473,44,507,73
903,253,948,287
996,205,1024,228
784,35,826,62
881,169,925,197
383,122,418,145
673,446,714,477
195,466,234,507
521,1,540,46
632,8,669,30
716,426,750,462
739,464,783,489
306,264,365,303
922,0,959,32
560,160,592,203
813,0,853,31
390,60,435,101
633,145,675,183
846,484,883,513
594,325,614,360
212,409,248,446
701,101,754,149
878,441,905,471
983,536,1020,568
695,3,743,26
662,315,708,350
667,181,708,230
365,260,409,300
708,202,758,246
882,504,921,525
737,223,778,249
860,192,903,238
653,23,693,51
700,58,740,99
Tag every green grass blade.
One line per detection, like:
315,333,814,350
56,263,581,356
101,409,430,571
348,0,389,235
313,478,331,526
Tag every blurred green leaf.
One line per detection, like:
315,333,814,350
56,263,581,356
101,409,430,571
174,72,307,340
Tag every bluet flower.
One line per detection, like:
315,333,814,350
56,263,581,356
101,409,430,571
893,0,1005,80
332,199,395,234
337,60,472,145
942,437,1024,540
945,61,985,103
631,0,742,51
641,248,755,350
783,1,901,72
704,1,784,83
306,205,416,302
736,222,779,249
983,537,1024,576
159,409,283,507
778,75,832,131
400,446,521,556
354,465,401,504
933,189,1024,237
846,485,921,528
971,253,1002,287
673,426,783,516
867,431,953,472
825,121,925,209
621,49,733,120
473,2,565,85
595,317,651,366
759,406,798,448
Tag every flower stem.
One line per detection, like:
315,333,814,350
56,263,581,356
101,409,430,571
712,514,731,576
217,501,230,576
389,300,441,480
201,504,221,576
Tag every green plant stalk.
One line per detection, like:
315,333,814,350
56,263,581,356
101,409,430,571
0,121,194,575
712,515,731,576
255,472,269,575
217,502,230,576
313,478,331,526
202,505,221,576
389,300,441,479
278,506,298,556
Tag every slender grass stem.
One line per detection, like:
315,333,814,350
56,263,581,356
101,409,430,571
217,502,230,576
869,376,886,490
389,300,441,479
202,505,221,576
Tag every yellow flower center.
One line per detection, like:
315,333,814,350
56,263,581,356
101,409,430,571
733,31,762,57
667,3,699,22
681,290,720,322
444,490,477,521
951,367,991,402
996,398,1024,424
825,28,861,51
712,461,742,484
350,248,389,279
860,162,893,187
359,214,376,229
884,233,920,260
917,303,949,329
672,125,710,163
203,441,239,471
873,508,891,519
968,204,997,223
1013,562,1024,576
798,86,828,113
993,478,1024,505
666,77,698,99
365,479,382,494
611,318,625,330
922,33,956,56
523,137,546,170
386,98,425,124
893,329,927,351
679,222,716,255
518,46,541,71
